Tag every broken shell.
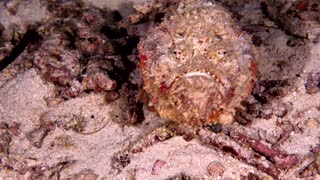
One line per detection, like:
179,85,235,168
138,0,256,125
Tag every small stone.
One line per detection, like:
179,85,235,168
207,123,223,133
304,118,319,129
166,173,192,180
52,135,75,149
45,97,64,107
152,159,167,175
112,153,131,169
104,91,119,103
273,104,289,118
71,169,99,180
207,161,225,177
305,73,320,95
9,122,21,136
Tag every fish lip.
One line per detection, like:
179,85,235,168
183,71,214,79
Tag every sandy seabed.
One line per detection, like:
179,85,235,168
0,0,319,179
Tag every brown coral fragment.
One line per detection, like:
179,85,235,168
165,173,193,180
263,0,320,41
32,1,121,99
27,114,56,148
70,169,99,180
28,160,76,179
33,29,117,98
305,73,320,94
200,128,280,178
0,129,12,157
229,131,299,170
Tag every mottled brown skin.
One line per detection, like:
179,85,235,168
138,0,256,126
33,7,117,98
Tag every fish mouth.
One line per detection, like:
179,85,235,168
164,71,226,122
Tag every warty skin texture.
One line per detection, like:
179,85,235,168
138,0,257,126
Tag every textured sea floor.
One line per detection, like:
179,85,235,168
0,0,319,179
